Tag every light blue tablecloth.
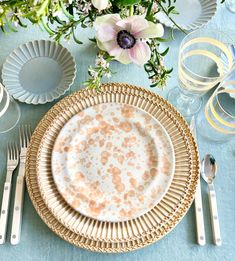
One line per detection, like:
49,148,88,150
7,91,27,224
0,4,235,261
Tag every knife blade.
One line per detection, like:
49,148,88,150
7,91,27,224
190,116,206,246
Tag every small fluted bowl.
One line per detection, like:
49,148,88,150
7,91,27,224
156,0,217,31
2,40,76,105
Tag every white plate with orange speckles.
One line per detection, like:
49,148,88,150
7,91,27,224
51,102,175,222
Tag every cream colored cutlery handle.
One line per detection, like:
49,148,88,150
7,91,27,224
11,175,25,245
194,179,206,246
0,182,11,244
208,183,222,246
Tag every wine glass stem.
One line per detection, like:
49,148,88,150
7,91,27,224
177,92,195,106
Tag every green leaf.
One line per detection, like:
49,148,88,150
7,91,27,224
26,16,38,24
150,82,159,88
170,28,175,40
115,0,141,6
37,0,50,16
171,9,179,15
16,18,27,28
72,28,83,44
167,0,172,7
166,68,173,74
5,18,17,32
146,0,153,17
54,16,66,25
161,71,167,78
59,0,74,20
155,37,170,42
167,6,176,14
89,37,97,43
41,19,55,35
160,47,169,56
0,25,7,34
81,23,87,28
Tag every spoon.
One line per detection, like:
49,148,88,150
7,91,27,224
201,154,222,246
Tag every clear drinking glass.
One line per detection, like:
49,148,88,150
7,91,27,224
0,83,21,133
168,29,233,118
197,66,235,143
226,0,235,13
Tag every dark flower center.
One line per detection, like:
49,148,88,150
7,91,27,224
117,30,136,49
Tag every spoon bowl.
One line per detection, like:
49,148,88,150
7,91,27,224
201,154,217,184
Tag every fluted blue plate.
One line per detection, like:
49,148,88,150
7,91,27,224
2,40,76,104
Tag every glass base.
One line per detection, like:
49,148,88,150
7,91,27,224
196,107,231,143
167,87,202,118
226,0,235,13
0,98,21,133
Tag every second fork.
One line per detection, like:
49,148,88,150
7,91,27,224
11,125,31,245
0,143,19,244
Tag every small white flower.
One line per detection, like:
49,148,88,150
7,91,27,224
90,70,99,78
138,6,146,15
95,55,109,69
152,3,159,13
151,75,159,83
91,0,109,11
83,2,92,13
105,72,112,78
63,38,71,45
52,10,63,18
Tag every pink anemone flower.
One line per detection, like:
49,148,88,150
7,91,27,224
94,14,164,66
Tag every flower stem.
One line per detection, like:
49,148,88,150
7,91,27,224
129,5,134,16
157,1,187,34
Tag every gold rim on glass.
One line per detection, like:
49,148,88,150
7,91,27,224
205,88,235,134
179,34,233,92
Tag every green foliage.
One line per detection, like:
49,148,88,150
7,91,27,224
145,38,173,88
0,0,183,90
115,0,141,6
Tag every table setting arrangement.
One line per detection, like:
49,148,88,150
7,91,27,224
0,0,234,258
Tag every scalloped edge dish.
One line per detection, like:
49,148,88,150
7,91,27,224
2,40,76,105
156,0,217,31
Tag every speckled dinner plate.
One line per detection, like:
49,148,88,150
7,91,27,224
51,103,175,222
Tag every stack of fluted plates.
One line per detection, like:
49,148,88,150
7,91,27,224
26,83,199,252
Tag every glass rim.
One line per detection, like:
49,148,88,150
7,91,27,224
178,29,233,80
216,89,235,119
179,28,233,50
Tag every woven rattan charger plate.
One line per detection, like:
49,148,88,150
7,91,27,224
26,83,200,252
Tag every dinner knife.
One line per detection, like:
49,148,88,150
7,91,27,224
190,116,206,246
